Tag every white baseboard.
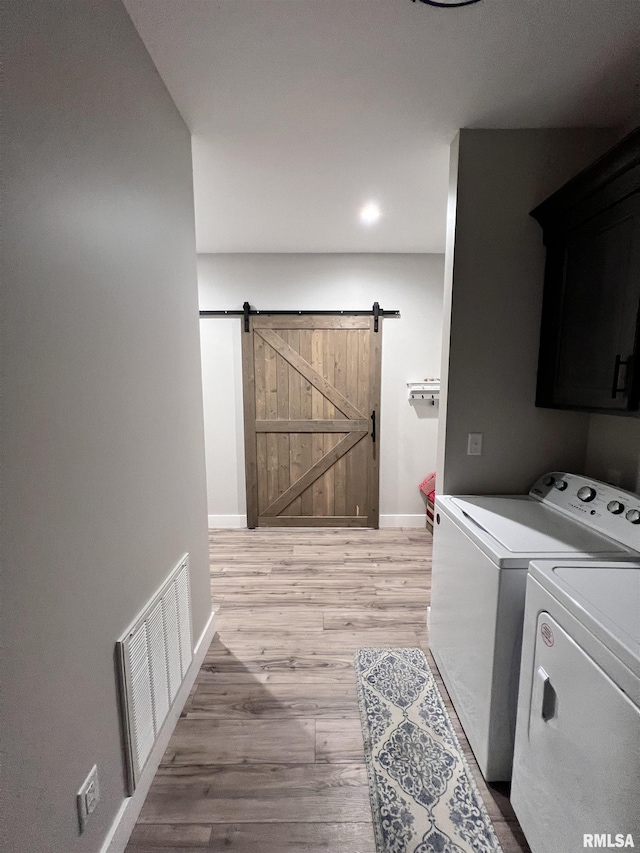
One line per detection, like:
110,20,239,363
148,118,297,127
379,514,426,528
208,514,246,529
100,609,217,853
209,514,425,529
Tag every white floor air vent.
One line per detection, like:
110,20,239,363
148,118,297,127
117,554,192,793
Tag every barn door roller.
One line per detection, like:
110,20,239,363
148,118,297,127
199,302,399,332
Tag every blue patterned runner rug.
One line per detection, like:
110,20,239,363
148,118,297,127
354,648,503,853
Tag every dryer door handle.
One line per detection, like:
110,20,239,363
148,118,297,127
536,667,557,722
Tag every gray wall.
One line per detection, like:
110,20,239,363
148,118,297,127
1,3,210,852
198,253,444,526
585,415,640,492
438,128,619,495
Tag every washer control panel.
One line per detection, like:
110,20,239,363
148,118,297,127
530,473,640,551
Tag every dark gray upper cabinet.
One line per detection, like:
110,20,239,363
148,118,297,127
532,128,640,414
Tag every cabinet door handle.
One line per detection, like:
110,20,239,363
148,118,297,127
611,354,629,399
370,410,376,443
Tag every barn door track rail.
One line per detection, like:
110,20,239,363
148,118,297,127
199,302,399,332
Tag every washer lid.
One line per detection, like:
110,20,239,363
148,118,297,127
450,497,628,554
530,561,640,675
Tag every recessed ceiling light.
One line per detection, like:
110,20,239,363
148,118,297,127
359,202,381,226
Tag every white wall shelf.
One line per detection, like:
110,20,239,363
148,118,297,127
407,380,440,404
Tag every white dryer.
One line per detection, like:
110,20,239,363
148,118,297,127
511,559,640,853
429,472,640,781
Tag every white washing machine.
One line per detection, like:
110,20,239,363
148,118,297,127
511,559,640,853
429,472,640,781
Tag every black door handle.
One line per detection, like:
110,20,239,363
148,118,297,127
370,410,376,443
611,354,629,399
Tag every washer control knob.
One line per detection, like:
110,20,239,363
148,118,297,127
554,480,568,491
542,475,555,487
607,500,625,515
625,509,640,525
577,486,596,502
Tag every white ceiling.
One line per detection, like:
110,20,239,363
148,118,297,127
124,0,640,253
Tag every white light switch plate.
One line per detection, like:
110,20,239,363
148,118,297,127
467,433,483,455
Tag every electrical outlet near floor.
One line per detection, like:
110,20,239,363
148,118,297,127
77,764,100,833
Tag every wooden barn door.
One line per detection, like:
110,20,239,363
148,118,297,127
242,315,382,528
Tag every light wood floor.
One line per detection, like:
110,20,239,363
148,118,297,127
127,528,531,853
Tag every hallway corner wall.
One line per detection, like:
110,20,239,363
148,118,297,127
437,128,619,496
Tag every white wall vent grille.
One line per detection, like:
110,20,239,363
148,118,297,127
117,554,192,793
